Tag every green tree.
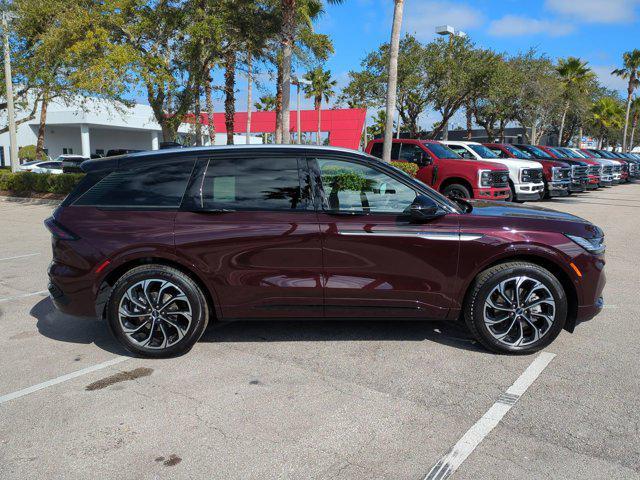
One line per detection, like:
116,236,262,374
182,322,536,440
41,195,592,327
628,97,640,150
556,57,595,146
255,94,277,111
612,49,640,151
303,67,336,145
587,96,625,148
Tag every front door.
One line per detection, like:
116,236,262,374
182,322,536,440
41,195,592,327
174,154,323,319
310,156,460,319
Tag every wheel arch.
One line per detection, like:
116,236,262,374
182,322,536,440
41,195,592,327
461,253,579,332
96,256,220,322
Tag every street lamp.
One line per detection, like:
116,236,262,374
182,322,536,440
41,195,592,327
435,25,466,141
292,75,311,145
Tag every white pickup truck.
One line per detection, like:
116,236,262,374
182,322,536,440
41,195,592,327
442,141,545,202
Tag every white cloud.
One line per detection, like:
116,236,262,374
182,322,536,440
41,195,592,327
403,1,484,40
545,0,640,24
591,65,629,93
488,15,575,37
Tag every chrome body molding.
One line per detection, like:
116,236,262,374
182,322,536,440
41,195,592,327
338,230,483,241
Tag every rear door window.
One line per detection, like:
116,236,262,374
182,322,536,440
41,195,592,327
187,156,310,211
74,160,195,208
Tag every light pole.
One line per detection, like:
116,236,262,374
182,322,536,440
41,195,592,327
292,75,311,145
2,11,18,172
435,25,466,142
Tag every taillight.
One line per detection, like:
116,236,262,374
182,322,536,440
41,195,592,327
44,217,79,240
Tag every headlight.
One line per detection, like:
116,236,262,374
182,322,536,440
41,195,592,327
479,170,492,187
565,234,605,254
551,166,562,180
520,168,534,182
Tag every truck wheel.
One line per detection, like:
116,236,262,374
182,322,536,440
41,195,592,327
106,264,210,358
464,262,567,354
442,183,471,199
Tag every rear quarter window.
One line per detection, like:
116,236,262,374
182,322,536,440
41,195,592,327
73,160,195,208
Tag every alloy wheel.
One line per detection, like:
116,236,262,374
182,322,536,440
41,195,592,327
483,276,556,347
118,279,193,350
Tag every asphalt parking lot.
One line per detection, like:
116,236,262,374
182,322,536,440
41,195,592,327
1,186,639,480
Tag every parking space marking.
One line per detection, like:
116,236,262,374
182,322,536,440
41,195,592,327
0,290,48,303
0,356,130,405
423,351,556,480
0,253,41,261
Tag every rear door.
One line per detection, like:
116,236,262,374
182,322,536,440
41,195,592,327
174,153,323,319
310,155,460,319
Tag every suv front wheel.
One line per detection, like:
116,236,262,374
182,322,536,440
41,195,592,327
464,262,567,354
106,264,210,357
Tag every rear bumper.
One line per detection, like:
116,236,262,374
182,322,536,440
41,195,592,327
473,186,510,200
48,261,97,317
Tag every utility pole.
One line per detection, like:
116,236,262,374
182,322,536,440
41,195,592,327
2,11,18,172
435,25,466,142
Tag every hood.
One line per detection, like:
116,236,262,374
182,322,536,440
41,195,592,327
494,158,543,169
468,200,590,224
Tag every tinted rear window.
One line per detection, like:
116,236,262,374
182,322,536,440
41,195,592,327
423,143,461,159
369,142,400,160
190,157,308,211
73,161,194,208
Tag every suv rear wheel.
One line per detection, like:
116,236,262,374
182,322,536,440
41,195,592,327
106,265,209,357
464,262,567,354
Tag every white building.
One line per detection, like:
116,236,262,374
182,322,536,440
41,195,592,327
0,95,260,166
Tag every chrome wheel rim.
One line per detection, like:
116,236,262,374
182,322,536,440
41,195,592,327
118,279,192,350
483,276,555,347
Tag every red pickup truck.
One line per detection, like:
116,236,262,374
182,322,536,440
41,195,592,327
365,139,510,200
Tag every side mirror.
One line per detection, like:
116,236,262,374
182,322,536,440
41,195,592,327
413,151,431,167
408,195,444,222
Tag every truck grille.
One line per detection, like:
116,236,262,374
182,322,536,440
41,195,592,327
613,165,621,173
490,171,509,188
588,165,601,176
603,165,613,175
572,166,588,180
558,168,571,180
529,169,543,182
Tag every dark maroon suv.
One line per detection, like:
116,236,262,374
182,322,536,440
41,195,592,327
46,146,606,357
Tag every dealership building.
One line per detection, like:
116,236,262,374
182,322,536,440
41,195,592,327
0,95,258,166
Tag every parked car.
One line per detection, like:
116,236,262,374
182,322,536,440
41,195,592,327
365,139,510,201
533,146,601,190
18,160,63,174
513,144,590,193
581,150,622,185
441,140,543,202
59,155,90,173
46,145,606,357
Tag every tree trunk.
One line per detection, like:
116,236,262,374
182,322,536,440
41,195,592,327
205,66,215,144
465,101,473,140
224,50,236,145
246,53,252,144
36,92,49,160
275,55,283,144
558,101,569,147
315,97,321,145
623,91,632,152
281,0,295,145
194,83,202,146
630,113,638,150
382,0,404,163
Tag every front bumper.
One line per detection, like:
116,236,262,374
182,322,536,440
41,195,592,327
569,178,588,192
548,181,571,197
474,186,510,200
514,182,544,201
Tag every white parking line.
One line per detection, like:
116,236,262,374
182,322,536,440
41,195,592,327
0,356,130,404
0,252,41,261
423,351,556,480
0,290,49,303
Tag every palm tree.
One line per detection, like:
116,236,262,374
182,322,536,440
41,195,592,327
279,0,343,144
254,95,277,111
589,97,625,148
629,97,640,151
303,67,337,145
382,0,405,162
556,57,594,146
612,49,640,151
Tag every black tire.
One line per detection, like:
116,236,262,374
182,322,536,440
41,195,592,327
106,264,210,358
506,180,516,202
464,261,567,354
442,183,472,199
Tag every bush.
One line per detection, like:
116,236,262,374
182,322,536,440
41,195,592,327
18,145,37,161
390,161,419,177
0,170,84,195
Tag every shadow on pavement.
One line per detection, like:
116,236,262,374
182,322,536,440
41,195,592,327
31,297,486,354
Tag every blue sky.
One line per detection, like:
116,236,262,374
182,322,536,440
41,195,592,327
137,1,640,130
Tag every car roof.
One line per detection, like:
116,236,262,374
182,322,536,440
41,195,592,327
81,145,370,172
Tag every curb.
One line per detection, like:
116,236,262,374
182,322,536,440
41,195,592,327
0,195,63,206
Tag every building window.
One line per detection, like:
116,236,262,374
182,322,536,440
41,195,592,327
63,148,73,154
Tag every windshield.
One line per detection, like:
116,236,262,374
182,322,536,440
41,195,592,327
423,143,462,159
468,144,499,158
518,145,552,159
547,147,568,158
558,148,581,158
503,144,531,159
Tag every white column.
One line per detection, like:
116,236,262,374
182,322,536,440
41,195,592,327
151,130,160,150
80,124,91,158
